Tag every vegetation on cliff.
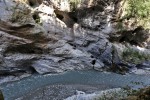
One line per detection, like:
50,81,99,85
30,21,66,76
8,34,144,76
118,0,150,29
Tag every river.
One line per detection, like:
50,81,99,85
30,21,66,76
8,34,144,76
0,70,150,100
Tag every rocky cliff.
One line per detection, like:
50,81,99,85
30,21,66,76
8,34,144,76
0,0,150,83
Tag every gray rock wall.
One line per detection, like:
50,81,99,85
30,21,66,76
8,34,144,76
0,0,149,82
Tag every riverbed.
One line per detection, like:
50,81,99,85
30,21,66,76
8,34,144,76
0,70,150,100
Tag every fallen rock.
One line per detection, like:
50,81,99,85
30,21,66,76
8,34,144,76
136,61,150,69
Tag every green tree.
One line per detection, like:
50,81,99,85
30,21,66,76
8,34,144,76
125,0,150,28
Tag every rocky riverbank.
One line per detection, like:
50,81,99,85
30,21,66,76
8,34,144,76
1,70,150,100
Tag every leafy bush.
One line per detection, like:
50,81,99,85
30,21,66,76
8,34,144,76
122,48,150,64
126,0,150,19
124,0,150,28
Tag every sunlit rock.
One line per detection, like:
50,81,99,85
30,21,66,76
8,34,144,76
0,0,150,82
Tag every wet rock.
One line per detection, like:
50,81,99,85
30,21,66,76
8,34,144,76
32,59,62,74
93,60,104,71
136,61,150,69
0,74,31,84
108,63,130,75
0,67,30,76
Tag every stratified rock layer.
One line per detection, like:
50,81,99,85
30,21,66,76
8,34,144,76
0,0,150,81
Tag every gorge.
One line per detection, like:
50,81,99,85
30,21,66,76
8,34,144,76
0,0,150,100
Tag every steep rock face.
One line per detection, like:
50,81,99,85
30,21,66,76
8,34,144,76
0,0,150,82
110,26,150,47
0,0,95,76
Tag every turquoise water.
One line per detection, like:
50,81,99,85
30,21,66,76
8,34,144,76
0,70,150,100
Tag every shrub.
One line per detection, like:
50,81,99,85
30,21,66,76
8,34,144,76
123,0,150,28
122,48,150,64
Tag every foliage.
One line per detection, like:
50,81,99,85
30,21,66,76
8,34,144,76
122,48,150,64
116,21,125,31
124,86,150,100
124,0,150,28
97,85,150,100
126,0,150,19
69,0,81,11
97,89,129,100
10,3,31,24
